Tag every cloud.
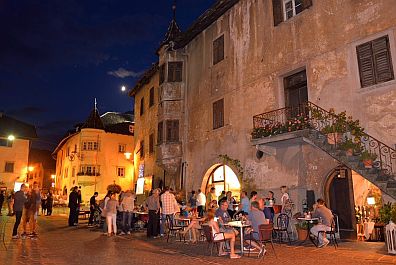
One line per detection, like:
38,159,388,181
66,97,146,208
107,67,143,78
7,106,47,117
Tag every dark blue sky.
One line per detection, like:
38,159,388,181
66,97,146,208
0,0,213,150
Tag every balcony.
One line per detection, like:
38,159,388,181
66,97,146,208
156,142,182,174
76,172,100,186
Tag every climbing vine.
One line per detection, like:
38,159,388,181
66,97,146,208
218,154,244,177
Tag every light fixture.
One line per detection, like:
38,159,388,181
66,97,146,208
367,197,375,205
28,166,34,172
8,135,15,141
124,152,132,160
51,174,56,179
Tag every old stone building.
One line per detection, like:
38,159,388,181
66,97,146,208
131,0,396,237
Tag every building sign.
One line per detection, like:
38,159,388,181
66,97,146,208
138,163,144,179
136,178,145,195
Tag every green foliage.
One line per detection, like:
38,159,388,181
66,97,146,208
295,221,308,230
107,184,122,194
379,202,396,224
340,138,362,153
218,154,243,176
360,150,378,161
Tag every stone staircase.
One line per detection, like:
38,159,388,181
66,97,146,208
304,129,396,198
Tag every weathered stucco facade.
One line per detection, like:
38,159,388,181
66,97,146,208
131,0,396,223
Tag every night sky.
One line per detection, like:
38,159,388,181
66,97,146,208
0,0,213,150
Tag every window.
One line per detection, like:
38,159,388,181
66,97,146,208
149,133,154,154
159,64,165,85
4,162,14,173
64,167,69,178
140,140,144,159
357,35,394,88
66,147,70,157
273,0,312,26
118,144,126,153
167,62,183,82
80,165,100,175
0,138,13,147
213,35,224,65
117,167,125,177
158,121,164,144
149,87,155,107
82,141,99,151
140,97,144,116
166,120,179,142
213,98,224,129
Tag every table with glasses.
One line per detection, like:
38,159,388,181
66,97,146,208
226,220,251,255
297,217,319,246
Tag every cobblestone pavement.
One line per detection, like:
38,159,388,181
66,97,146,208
0,214,394,265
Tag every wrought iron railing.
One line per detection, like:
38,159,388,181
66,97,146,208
252,101,396,177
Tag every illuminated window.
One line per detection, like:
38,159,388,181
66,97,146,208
118,144,126,153
117,167,125,177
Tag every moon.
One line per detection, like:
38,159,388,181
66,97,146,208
121,86,126,92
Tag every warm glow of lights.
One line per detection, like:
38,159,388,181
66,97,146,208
28,166,34,172
124,152,132,160
367,197,375,205
8,135,15,141
51,174,56,179
121,86,126,92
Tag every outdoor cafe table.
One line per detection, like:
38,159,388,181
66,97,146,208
297,217,319,246
226,220,251,255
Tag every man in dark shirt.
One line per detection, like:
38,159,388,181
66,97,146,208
88,192,98,227
215,200,232,224
68,186,79,226
146,189,160,238
0,191,5,215
12,184,27,238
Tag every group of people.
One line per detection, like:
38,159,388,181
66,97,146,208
0,190,15,216
40,192,54,216
11,182,43,239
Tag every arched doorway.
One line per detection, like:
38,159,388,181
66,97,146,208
324,166,356,239
202,164,241,199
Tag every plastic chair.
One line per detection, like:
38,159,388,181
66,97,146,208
202,225,228,256
273,213,291,244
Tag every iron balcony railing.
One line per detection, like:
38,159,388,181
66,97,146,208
252,101,396,177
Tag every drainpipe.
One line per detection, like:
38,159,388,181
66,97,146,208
181,47,189,193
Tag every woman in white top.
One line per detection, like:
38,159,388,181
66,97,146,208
280,186,290,213
207,211,240,259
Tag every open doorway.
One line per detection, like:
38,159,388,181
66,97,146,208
204,165,241,200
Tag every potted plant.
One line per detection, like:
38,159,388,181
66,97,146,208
340,138,360,156
295,221,308,241
360,150,378,168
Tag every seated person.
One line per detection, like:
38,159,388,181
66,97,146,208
244,201,266,257
207,210,240,259
310,198,333,248
181,211,205,243
215,200,232,224
208,199,218,210
239,191,250,215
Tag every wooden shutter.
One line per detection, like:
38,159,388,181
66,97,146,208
372,36,394,83
140,140,144,158
168,62,183,82
272,0,283,26
302,0,313,9
149,87,154,107
166,120,179,142
158,121,163,144
213,35,224,65
149,134,154,154
159,64,165,85
140,97,144,116
357,42,375,88
213,99,224,129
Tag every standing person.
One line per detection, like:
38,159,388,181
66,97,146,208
196,189,206,217
88,192,98,227
160,186,178,236
226,191,236,218
41,192,47,216
264,191,275,222
100,191,112,234
7,191,15,216
12,184,27,239
146,189,160,238
21,186,38,238
46,193,53,216
75,187,82,224
188,190,197,214
310,198,333,247
32,182,41,218
0,190,5,215
280,185,291,214
120,190,135,235
68,187,79,226
105,192,118,236
250,191,258,203
239,191,250,215
218,191,226,203
206,187,216,209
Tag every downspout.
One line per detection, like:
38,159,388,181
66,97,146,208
181,47,189,199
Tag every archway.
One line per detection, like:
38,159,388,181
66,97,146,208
324,166,356,239
201,164,241,199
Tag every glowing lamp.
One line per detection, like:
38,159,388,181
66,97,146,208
51,174,56,179
28,166,34,172
8,135,15,141
124,152,132,160
367,197,375,205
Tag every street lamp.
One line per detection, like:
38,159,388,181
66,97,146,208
8,135,15,141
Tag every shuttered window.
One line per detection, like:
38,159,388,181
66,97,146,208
159,64,165,85
149,133,154,154
140,140,144,159
140,97,144,116
357,35,394,88
213,35,224,65
166,120,179,142
149,87,155,107
168,62,183,82
213,98,224,129
273,0,312,26
158,121,163,144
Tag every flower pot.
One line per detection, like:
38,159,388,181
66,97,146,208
363,159,373,168
296,228,308,241
326,133,342,145
346,148,353,156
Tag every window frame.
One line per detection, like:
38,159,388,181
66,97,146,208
4,161,14,173
117,167,126,177
159,64,166,85
167,61,183,82
118,144,126,153
149,87,155,107
0,138,13,147
158,121,164,144
140,97,144,116
149,133,154,154
140,140,145,159
213,98,225,130
213,35,225,65
166,120,180,143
